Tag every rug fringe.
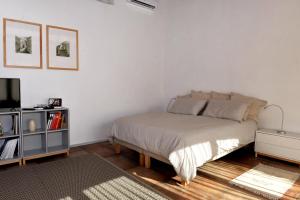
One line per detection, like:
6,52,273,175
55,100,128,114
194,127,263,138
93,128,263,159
230,182,280,200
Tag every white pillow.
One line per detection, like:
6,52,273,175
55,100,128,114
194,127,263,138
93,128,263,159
203,100,249,122
168,98,207,115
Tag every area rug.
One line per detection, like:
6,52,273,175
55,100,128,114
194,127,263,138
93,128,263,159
0,154,170,200
230,164,300,200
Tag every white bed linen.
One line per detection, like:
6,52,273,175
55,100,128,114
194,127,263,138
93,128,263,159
112,112,257,181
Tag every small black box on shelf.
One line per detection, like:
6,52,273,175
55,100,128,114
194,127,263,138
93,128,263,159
48,98,62,108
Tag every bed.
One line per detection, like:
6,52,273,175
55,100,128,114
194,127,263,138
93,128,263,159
111,112,257,184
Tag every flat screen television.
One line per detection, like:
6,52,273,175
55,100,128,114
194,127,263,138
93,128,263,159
0,78,21,109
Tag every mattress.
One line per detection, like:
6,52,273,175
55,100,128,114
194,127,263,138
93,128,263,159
112,112,257,181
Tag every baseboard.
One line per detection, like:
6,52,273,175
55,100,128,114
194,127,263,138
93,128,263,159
70,139,109,148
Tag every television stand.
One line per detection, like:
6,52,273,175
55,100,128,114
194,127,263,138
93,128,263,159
0,108,69,167
0,110,22,166
21,108,69,165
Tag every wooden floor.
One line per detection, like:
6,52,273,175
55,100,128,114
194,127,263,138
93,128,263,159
2,142,300,200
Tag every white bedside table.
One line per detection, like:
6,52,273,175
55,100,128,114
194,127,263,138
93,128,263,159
255,129,300,166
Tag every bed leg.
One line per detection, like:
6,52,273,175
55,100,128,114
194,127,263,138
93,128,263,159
139,153,145,166
181,180,189,187
114,143,121,154
145,155,151,169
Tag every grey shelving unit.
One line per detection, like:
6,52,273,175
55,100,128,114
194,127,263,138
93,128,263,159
21,108,69,165
0,110,22,166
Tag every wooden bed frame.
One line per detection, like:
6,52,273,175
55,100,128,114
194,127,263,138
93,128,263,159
112,138,191,185
113,137,253,186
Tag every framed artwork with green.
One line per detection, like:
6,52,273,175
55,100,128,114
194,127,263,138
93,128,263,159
3,18,42,69
46,25,79,71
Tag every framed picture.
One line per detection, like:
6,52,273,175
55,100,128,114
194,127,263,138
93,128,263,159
3,18,43,69
46,25,79,71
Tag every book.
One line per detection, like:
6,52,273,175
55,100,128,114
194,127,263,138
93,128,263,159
60,115,65,129
50,112,61,130
13,115,18,135
47,113,54,129
55,115,62,129
50,113,57,130
47,112,66,130
0,140,6,152
0,139,18,160
47,115,50,129
56,112,62,129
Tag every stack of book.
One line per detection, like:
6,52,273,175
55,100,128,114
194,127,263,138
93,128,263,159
0,139,18,160
47,112,65,130
12,115,19,135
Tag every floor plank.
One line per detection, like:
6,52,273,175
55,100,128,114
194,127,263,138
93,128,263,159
2,142,300,200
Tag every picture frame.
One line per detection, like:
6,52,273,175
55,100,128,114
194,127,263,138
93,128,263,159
3,18,43,69
46,25,79,71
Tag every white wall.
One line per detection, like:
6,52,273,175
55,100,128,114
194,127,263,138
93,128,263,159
0,0,167,145
3,0,299,144
164,0,300,132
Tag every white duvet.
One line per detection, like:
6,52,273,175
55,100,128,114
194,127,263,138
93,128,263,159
112,112,257,181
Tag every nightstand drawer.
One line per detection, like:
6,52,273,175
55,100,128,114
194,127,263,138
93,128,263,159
256,132,300,150
255,142,300,162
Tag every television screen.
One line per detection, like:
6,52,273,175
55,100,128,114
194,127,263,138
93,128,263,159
0,78,21,109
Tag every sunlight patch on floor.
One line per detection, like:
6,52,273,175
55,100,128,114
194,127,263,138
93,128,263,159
230,164,300,199
59,197,73,200
83,176,168,200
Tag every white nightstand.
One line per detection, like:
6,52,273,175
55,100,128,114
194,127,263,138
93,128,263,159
255,129,300,166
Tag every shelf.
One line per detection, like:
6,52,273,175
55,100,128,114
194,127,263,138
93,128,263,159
22,109,45,113
23,129,45,136
22,108,68,113
0,155,20,161
0,157,21,166
46,107,68,112
0,109,20,115
0,107,69,166
48,145,68,153
23,148,46,157
0,133,20,140
47,128,68,133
